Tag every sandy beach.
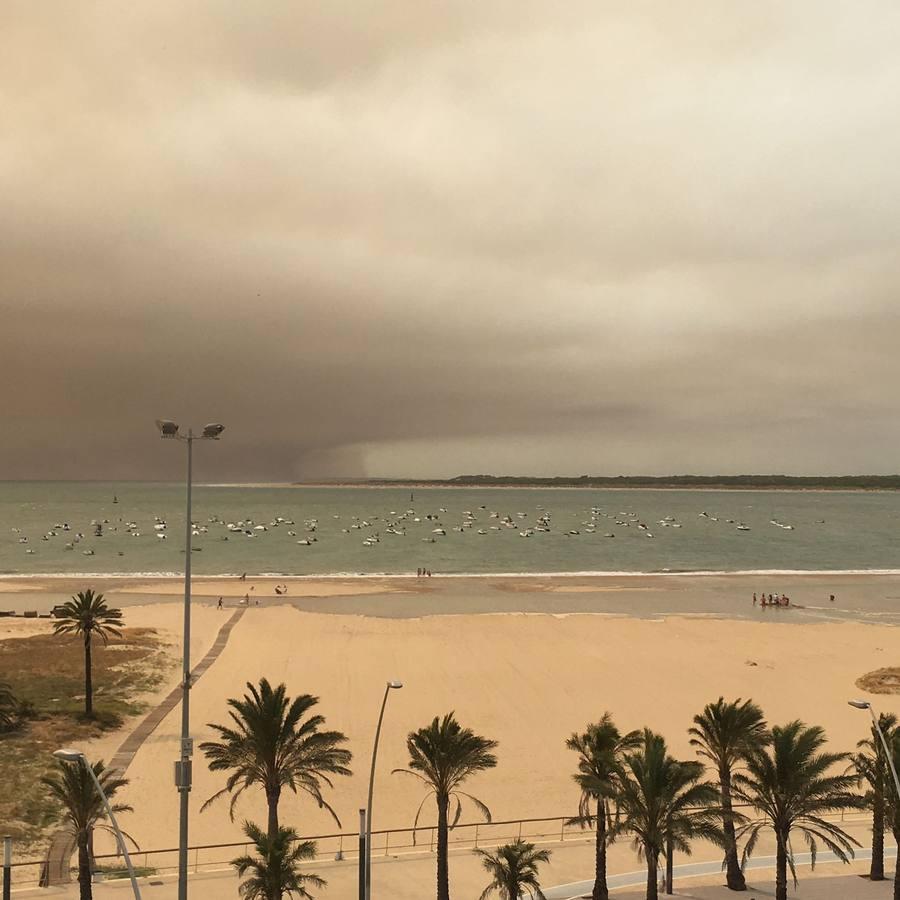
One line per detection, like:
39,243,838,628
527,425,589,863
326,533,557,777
4,573,899,895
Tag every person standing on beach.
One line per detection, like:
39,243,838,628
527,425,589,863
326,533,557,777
217,597,223,610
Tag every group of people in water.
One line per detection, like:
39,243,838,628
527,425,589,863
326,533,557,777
753,592,791,608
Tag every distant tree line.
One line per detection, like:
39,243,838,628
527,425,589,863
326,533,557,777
352,474,900,490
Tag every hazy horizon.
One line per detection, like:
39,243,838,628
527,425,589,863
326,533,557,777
4,2,900,481
4,471,900,485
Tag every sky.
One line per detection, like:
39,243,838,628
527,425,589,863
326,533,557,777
3,2,900,481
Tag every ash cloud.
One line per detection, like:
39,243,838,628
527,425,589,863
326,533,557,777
2,2,900,480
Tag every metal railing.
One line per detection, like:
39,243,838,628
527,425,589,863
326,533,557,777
5,806,872,888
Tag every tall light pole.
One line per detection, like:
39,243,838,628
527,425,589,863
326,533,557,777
849,699,900,801
365,680,402,900
52,749,142,900
156,419,224,900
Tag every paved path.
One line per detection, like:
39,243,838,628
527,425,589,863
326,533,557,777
43,609,245,885
108,608,245,774
544,846,898,899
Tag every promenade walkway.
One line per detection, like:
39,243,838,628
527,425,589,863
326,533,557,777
16,846,898,899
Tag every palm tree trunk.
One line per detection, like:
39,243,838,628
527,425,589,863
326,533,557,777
84,632,93,718
436,794,450,900
645,848,659,900
720,767,746,891
665,831,673,894
872,782,885,880
775,833,788,900
77,832,93,900
266,787,280,843
593,798,608,900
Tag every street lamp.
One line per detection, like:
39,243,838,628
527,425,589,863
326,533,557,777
848,700,900,801
365,680,403,900
52,749,141,900
156,419,224,900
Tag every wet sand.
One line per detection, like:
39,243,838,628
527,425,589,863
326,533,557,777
1,572,899,624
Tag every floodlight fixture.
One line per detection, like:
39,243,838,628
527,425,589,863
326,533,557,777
201,423,225,440
156,419,180,439
154,416,225,900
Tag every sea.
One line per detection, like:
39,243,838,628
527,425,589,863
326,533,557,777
2,482,900,578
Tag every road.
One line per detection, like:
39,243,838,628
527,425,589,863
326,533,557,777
543,846,897,899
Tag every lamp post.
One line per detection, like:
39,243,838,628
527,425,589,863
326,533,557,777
358,809,366,900
52,749,141,900
365,680,402,900
156,419,224,900
848,700,900,801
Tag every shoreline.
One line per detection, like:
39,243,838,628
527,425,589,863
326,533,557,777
4,567,900,580
2,571,898,623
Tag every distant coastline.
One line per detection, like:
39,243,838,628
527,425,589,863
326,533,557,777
275,474,900,492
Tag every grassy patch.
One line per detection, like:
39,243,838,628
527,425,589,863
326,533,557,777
0,627,173,850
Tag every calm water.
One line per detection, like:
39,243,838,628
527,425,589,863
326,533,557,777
1,482,900,576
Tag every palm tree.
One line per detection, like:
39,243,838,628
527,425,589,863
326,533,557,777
41,758,133,900
231,820,325,900
566,714,640,900
733,720,864,900
475,839,551,900
615,729,721,900
855,712,898,881
393,712,498,900
661,759,724,895
880,733,900,900
200,678,352,842
688,697,767,891
52,589,123,718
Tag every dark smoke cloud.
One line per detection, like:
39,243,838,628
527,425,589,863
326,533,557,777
2,2,900,479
